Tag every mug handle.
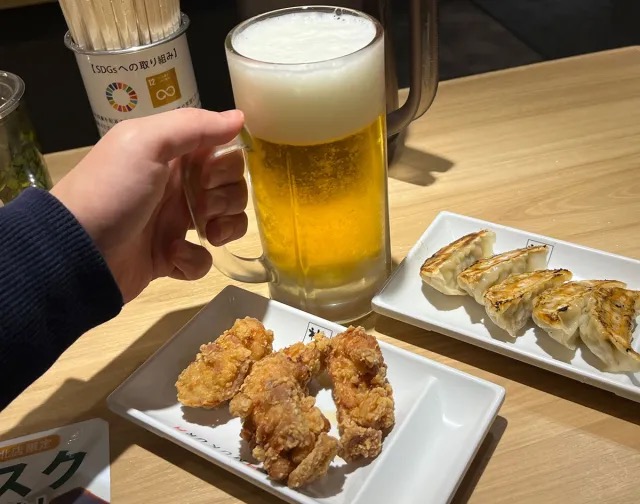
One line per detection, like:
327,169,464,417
386,0,439,136
182,130,272,283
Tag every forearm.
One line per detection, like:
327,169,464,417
0,189,123,410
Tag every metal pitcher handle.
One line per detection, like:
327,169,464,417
387,0,439,136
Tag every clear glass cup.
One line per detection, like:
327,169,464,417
185,6,428,323
0,71,52,206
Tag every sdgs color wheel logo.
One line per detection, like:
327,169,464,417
105,82,138,112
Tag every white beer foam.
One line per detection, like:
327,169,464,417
233,11,376,64
227,10,385,145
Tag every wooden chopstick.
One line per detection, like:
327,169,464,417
133,0,152,45
59,0,181,50
76,0,106,50
144,0,162,42
59,0,89,48
110,0,130,48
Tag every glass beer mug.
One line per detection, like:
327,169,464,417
186,4,438,323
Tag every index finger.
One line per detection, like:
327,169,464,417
134,108,244,163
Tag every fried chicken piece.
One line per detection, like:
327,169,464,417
327,326,395,462
176,317,274,408
229,335,338,488
288,432,339,489
282,332,331,379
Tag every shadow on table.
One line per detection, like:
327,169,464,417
2,305,204,437
373,314,640,429
451,415,508,504
389,139,455,187
1,305,283,504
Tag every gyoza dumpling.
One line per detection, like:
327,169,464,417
579,286,640,372
420,229,496,295
532,280,625,349
457,245,549,304
484,269,572,337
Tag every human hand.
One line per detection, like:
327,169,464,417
51,108,248,303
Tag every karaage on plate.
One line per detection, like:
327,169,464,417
175,317,274,408
282,332,331,379
326,326,395,461
229,334,338,488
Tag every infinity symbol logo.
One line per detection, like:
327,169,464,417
156,86,176,101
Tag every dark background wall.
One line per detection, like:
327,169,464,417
1,0,638,153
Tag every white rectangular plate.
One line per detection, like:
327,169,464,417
372,211,640,402
108,285,504,504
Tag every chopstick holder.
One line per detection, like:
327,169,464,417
65,13,200,137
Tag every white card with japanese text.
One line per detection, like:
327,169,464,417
0,419,110,504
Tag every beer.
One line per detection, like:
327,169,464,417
247,114,388,313
227,9,390,321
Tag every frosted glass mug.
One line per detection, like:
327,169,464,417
184,6,435,322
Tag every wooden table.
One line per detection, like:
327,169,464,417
2,47,640,503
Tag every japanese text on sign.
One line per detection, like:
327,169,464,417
0,450,86,499
0,418,111,503
0,436,60,463
90,47,179,75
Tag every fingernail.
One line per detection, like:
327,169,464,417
220,109,243,121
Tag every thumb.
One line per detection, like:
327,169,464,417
168,239,213,281
135,108,245,164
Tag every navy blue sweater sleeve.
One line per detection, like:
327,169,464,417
0,188,123,409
